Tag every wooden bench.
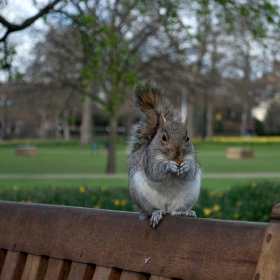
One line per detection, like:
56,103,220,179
0,200,279,280
15,146,37,157
226,148,253,159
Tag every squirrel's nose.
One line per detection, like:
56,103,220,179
173,147,181,159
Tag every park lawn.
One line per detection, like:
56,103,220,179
0,143,280,174
0,142,280,194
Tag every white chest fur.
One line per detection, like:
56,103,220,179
131,169,201,212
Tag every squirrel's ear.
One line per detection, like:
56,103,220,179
183,116,188,126
159,114,166,126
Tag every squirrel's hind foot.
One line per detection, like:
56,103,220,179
171,210,197,217
150,210,168,228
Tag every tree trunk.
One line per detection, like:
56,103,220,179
206,96,214,138
106,113,117,174
80,95,93,145
187,98,195,138
61,110,70,141
240,102,248,136
39,110,46,139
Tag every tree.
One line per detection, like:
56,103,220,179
61,0,170,173
0,0,63,78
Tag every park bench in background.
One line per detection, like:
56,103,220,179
0,200,279,280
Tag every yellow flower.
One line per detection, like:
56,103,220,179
114,199,120,206
101,186,107,192
203,208,212,217
210,190,216,197
233,213,239,219
215,112,222,121
94,205,100,209
120,199,127,207
213,204,221,212
12,185,19,191
79,186,86,193
251,181,257,188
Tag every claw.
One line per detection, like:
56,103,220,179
150,210,167,228
171,210,197,217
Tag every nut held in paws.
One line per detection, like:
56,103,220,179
173,158,182,165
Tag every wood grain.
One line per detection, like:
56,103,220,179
271,203,280,220
120,271,148,280
92,266,121,280
43,258,70,280
67,262,94,280
0,251,26,280
21,254,48,280
0,201,269,280
254,220,280,280
0,249,7,276
150,276,172,280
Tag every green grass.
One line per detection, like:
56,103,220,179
1,143,280,174
0,140,280,222
1,141,280,193
0,148,128,174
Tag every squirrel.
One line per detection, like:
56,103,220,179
128,82,201,228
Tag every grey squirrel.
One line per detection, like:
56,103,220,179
128,82,201,228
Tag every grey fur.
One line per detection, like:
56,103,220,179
128,83,201,228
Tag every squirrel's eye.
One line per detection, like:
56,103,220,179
186,135,190,142
162,133,167,142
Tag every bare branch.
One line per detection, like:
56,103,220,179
0,0,61,42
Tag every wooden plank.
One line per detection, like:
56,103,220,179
120,271,148,280
150,276,172,280
226,148,253,159
67,262,94,280
0,249,7,275
0,201,268,280
21,254,48,280
254,220,280,280
43,258,70,280
0,251,26,280
271,203,280,220
92,266,120,280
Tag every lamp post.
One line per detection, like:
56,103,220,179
0,95,12,140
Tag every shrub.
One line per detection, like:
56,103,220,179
0,185,134,212
0,181,279,222
194,181,280,222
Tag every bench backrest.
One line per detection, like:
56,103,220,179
0,201,279,280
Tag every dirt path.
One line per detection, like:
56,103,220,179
1,173,280,179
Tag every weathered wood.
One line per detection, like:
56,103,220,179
67,262,94,280
120,271,148,280
254,218,280,279
43,258,70,280
15,147,37,156
0,250,6,276
92,266,121,280
21,254,48,280
271,203,280,220
0,201,267,280
226,148,253,159
150,276,172,280
0,251,26,280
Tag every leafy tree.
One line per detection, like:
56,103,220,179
62,0,169,173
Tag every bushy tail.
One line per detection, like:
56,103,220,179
129,82,174,152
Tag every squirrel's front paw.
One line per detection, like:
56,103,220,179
150,210,167,228
179,160,195,179
167,161,180,174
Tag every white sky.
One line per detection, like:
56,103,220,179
0,0,52,80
